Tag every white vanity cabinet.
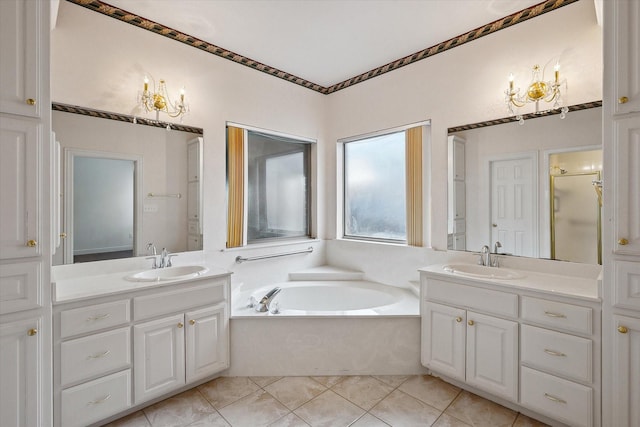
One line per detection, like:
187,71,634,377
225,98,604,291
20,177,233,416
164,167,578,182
53,274,230,427
422,279,518,402
420,270,601,427
611,315,640,427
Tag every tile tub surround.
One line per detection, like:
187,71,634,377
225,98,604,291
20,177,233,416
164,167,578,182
103,375,550,427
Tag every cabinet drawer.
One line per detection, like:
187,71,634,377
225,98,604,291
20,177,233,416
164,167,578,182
521,367,592,427
61,369,131,427
60,299,130,338
425,279,518,318
134,279,226,320
521,325,592,383
521,296,592,335
61,327,131,387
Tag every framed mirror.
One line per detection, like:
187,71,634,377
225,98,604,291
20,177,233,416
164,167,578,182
52,104,204,265
447,102,602,264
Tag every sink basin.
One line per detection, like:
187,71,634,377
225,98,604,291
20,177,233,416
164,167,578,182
442,264,525,280
126,265,209,282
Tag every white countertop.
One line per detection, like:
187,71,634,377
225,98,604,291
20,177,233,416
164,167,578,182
419,263,601,302
53,264,231,304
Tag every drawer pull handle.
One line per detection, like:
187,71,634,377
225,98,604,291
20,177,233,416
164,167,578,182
86,313,111,322
87,394,111,405
87,350,111,360
544,393,567,404
544,349,566,357
544,311,566,318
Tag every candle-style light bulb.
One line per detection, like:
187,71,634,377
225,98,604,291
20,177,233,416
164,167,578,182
508,73,514,91
143,76,149,91
554,63,560,83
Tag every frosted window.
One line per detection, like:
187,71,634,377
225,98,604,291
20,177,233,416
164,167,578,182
344,131,406,242
247,131,310,243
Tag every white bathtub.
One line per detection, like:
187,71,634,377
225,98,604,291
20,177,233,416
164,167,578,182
229,279,424,376
232,280,419,317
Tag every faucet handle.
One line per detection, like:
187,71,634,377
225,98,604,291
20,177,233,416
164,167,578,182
166,254,178,267
491,256,500,268
145,256,158,269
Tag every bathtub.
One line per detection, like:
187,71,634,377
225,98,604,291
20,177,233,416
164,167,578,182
232,280,419,317
228,280,424,376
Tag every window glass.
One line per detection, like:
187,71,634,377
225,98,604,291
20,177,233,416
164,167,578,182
344,131,406,241
247,131,310,243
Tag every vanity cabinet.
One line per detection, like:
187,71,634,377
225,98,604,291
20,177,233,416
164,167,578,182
53,275,230,427
608,0,640,116
421,272,601,427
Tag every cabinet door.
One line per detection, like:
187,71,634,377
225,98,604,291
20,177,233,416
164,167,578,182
466,311,518,401
612,315,640,427
186,304,228,382
612,117,640,255
187,181,199,221
134,314,185,404
0,0,40,117
0,317,41,427
609,0,640,115
187,141,200,182
0,117,41,259
422,302,465,381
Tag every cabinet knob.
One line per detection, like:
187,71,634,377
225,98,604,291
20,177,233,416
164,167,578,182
177,322,184,328
618,96,629,104
26,239,38,247
492,223,497,227
618,238,629,245
455,317,462,323
60,232,67,239
189,319,196,325
26,98,36,106
468,320,474,326
27,328,38,336
618,326,628,334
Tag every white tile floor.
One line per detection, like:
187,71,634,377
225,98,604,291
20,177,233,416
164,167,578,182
103,375,549,427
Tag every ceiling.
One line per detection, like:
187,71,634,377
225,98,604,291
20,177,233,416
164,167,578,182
99,0,549,88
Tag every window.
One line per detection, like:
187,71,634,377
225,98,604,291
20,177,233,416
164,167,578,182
342,125,424,245
226,125,312,247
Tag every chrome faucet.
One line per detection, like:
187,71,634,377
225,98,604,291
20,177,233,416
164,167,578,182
146,245,176,269
492,241,502,267
146,243,158,269
255,287,282,312
159,248,177,268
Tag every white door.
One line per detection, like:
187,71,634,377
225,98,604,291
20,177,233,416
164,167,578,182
0,117,40,259
422,302,466,381
134,314,185,404
612,315,640,427
612,117,640,256
186,304,228,383
0,0,40,117
490,155,537,257
466,311,518,401
0,317,41,427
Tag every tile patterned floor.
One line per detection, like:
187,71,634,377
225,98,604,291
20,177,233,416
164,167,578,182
103,375,549,427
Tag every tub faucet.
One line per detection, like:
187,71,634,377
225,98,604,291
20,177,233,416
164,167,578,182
256,287,282,312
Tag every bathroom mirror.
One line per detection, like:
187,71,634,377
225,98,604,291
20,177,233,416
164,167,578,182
52,106,204,265
447,104,602,264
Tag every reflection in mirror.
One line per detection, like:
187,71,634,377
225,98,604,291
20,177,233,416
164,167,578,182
447,103,602,264
51,104,204,265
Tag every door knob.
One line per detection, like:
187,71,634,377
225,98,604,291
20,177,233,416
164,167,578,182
618,326,628,334
26,239,38,247
618,238,629,245
618,96,629,104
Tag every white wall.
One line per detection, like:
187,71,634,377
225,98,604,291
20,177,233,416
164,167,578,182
51,0,602,289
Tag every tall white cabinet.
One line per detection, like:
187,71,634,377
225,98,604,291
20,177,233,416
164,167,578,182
602,1,640,426
0,0,52,426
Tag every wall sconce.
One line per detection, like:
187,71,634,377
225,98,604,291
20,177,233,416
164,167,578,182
505,63,568,125
137,75,189,123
